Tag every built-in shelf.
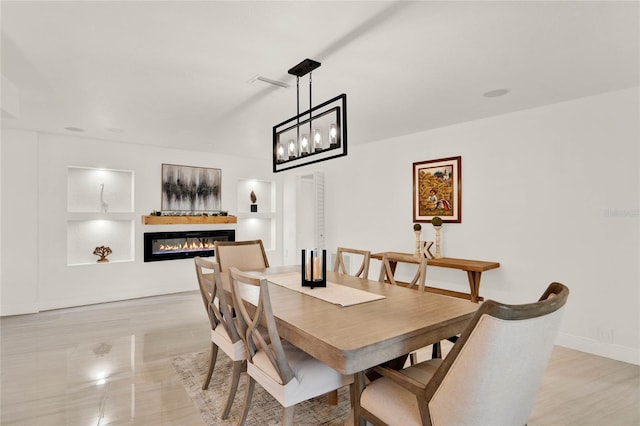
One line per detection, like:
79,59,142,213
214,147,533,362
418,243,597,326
236,212,275,220
236,178,276,250
67,166,135,266
141,215,237,225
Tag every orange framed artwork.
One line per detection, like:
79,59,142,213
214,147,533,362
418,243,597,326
413,156,461,223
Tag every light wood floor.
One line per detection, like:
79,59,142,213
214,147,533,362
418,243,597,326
1,291,638,425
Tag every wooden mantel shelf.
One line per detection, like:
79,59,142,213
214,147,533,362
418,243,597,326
141,215,237,225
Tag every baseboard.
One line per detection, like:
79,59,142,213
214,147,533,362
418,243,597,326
556,332,640,366
0,302,39,317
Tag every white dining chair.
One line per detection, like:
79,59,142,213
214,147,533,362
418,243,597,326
193,257,245,419
358,282,570,426
228,266,357,425
214,239,269,273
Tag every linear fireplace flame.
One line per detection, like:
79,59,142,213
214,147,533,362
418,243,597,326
158,240,215,252
144,230,235,262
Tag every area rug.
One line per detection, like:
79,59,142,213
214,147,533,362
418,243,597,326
172,350,352,425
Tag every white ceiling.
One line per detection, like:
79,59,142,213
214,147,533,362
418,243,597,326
1,1,638,160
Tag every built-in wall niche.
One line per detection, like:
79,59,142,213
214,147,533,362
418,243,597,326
67,166,133,213
66,166,135,266
236,179,275,214
236,178,276,251
67,220,134,265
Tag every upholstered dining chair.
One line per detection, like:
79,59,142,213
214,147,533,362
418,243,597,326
193,257,245,419
333,247,371,279
214,239,269,273
358,282,570,426
228,267,357,426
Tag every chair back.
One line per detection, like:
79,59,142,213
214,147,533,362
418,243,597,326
424,282,569,426
194,257,241,343
334,247,371,279
228,267,296,385
214,240,269,273
378,252,427,291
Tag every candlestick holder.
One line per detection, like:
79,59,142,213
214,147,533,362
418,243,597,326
301,248,326,288
434,226,442,259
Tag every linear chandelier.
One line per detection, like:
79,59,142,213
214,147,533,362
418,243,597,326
273,58,347,173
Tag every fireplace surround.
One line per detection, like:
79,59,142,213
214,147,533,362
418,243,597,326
143,230,235,262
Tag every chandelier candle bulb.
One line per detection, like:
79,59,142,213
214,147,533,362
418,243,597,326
288,139,296,159
329,123,338,147
277,141,285,162
313,128,322,152
300,134,309,156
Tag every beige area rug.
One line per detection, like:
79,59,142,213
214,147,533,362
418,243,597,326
172,350,352,425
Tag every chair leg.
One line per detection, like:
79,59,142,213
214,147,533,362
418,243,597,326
202,342,219,390
282,405,295,426
221,359,243,419
238,376,255,426
351,376,364,426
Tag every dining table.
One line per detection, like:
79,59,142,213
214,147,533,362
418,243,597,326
230,265,478,373
222,265,479,424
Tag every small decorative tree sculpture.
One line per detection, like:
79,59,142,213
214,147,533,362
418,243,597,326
413,223,422,256
93,246,112,263
431,216,443,259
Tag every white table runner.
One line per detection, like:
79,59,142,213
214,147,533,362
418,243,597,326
265,272,385,307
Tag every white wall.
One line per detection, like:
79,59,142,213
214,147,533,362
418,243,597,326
284,87,639,364
0,130,39,315
1,131,282,314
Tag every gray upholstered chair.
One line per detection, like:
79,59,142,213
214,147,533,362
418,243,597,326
193,257,245,419
228,267,356,425
333,247,371,279
358,282,570,426
214,239,269,273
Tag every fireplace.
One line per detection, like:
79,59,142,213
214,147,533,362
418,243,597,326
143,230,235,262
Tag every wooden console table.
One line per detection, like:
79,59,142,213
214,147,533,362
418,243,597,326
371,252,500,303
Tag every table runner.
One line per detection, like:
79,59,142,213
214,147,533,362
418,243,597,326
264,272,385,307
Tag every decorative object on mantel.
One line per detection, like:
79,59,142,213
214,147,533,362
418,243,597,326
161,164,221,212
273,58,347,173
301,248,326,289
432,216,443,259
154,210,229,216
413,156,462,223
93,245,112,263
413,223,422,255
141,215,236,225
250,190,258,212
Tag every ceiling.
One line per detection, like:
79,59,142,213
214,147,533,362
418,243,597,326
1,1,638,160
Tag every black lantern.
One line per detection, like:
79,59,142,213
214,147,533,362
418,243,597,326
301,248,326,288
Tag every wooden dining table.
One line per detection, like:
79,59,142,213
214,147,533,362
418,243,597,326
231,266,478,376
